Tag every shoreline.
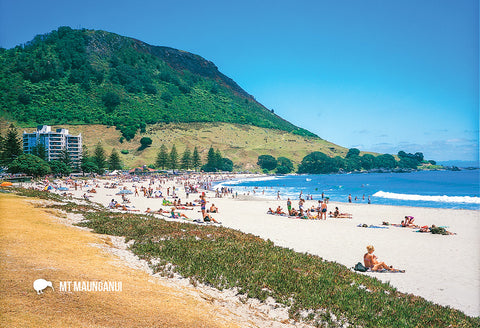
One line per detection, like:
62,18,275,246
211,171,480,211
19,174,480,317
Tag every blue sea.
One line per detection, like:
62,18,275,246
215,170,480,210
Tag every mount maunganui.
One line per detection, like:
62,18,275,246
0,26,318,141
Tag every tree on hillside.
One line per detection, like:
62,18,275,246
108,149,122,170
214,149,223,169
374,154,396,169
8,154,51,177
80,145,95,175
220,158,234,172
346,148,360,158
192,147,201,171
138,137,152,151
31,143,47,161
49,160,72,176
257,155,277,171
203,146,216,172
276,157,294,174
181,148,191,170
155,144,168,169
169,145,178,170
93,142,106,174
2,123,23,165
102,91,121,113
59,148,72,166
360,154,375,170
297,152,342,174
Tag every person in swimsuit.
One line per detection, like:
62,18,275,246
364,245,401,272
200,195,207,218
320,200,327,220
203,212,221,224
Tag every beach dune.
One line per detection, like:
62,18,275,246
29,175,480,317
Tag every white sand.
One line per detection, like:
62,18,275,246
38,174,480,317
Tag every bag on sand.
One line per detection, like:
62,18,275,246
354,262,368,272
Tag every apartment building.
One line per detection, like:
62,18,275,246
23,125,82,167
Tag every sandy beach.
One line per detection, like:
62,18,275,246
25,174,480,317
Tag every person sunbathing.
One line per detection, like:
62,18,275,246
329,207,353,218
121,205,139,212
203,213,221,224
364,245,403,272
267,208,274,214
170,208,190,220
429,224,456,235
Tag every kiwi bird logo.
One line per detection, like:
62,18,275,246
33,279,54,294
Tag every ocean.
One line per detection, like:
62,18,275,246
215,170,480,210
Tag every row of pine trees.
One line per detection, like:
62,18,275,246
0,123,233,176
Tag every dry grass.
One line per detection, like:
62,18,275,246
0,193,241,328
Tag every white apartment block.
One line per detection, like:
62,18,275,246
23,125,82,167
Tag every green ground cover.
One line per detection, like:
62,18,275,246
14,188,480,327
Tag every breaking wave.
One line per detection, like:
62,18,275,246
373,191,480,204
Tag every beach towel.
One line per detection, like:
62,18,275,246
371,269,405,273
357,224,388,229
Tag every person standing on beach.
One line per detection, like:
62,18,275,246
200,194,207,218
348,194,352,203
287,198,292,215
320,200,327,220
277,191,281,200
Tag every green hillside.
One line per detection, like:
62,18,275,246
0,26,316,141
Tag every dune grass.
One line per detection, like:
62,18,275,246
0,191,240,328
15,188,480,327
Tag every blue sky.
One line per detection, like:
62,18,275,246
1,0,478,162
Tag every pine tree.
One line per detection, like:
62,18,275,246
214,149,223,169
192,146,201,171
2,123,23,165
108,149,122,170
93,142,106,173
169,145,178,170
206,146,216,169
181,148,192,170
31,143,47,161
59,148,72,166
155,144,168,169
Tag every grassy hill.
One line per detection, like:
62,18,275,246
0,26,316,141
10,122,346,170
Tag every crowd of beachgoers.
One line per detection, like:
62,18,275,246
17,171,479,316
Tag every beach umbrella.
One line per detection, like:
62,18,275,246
116,190,133,195
0,181,13,187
